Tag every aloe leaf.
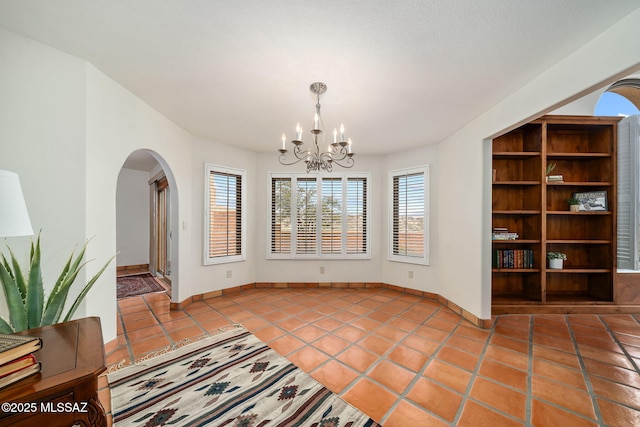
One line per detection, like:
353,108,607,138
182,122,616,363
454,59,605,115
63,254,115,322
0,316,14,334
46,250,75,310
41,259,90,325
25,236,44,328
6,246,27,301
42,240,93,324
0,256,26,331
41,283,71,326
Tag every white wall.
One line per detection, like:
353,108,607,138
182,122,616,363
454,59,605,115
0,28,88,321
0,28,198,341
438,9,640,320
84,65,195,340
188,137,257,294
381,144,440,292
116,168,151,267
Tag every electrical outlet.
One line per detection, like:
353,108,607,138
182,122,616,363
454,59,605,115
320,266,325,274
408,270,414,279
226,270,232,279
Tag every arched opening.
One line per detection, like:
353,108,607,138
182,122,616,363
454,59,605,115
595,78,640,116
115,149,180,302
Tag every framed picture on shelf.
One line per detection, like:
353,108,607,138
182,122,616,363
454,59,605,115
573,190,607,211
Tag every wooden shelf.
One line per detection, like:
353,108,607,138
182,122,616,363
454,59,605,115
493,151,541,159
493,210,541,215
547,152,611,158
546,182,612,187
492,115,620,313
492,295,542,304
546,239,610,244
546,268,611,273
546,211,611,215
493,181,540,185
492,239,540,244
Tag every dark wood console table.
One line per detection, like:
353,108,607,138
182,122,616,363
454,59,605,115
0,317,107,426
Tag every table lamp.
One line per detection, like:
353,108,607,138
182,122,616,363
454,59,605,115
0,169,33,237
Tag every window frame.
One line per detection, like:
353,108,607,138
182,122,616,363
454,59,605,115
617,115,640,270
388,165,429,265
267,172,371,260
203,163,246,265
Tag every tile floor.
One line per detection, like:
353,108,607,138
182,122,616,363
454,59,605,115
102,287,640,426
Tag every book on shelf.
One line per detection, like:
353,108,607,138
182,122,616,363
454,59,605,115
492,227,519,240
546,175,564,182
0,334,42,366
0,358,40,389
492,249,534,269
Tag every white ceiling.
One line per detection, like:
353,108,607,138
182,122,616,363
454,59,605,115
1,1,639,156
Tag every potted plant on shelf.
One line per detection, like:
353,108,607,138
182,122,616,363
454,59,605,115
547,252,567,269
567,197,580,212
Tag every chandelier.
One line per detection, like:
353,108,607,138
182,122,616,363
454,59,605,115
278,82,354,172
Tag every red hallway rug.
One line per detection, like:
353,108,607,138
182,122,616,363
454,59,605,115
117,273,165,299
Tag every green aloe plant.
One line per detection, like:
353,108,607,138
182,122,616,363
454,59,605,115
0,234,114,334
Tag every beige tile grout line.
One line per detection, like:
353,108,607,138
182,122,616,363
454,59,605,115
245,288,465,423
117,289,638,425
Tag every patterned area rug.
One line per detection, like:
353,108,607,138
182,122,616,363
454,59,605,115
109,327,382,426
117,273,165,299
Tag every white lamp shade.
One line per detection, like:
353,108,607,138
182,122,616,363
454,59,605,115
0,170,33,237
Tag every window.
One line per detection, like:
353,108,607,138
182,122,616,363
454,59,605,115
268,173,370,259
204,164,245,265
389,166,429,265
617,115,640,270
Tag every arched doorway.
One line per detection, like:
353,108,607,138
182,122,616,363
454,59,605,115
595,78,640,116
116,149,179,301
594,78,640,271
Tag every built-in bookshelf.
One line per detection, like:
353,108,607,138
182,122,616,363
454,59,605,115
492,115,621,313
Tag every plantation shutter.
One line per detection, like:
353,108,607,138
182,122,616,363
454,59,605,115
393,172,425,258
346,177,367,254
271,177,292,254
617,115,640,270
296,177,317,254
208,171,242,258
268,173,369,259
321,178,342,254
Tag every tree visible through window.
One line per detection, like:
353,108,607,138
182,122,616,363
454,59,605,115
269,173,369,259
204,164,245,265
